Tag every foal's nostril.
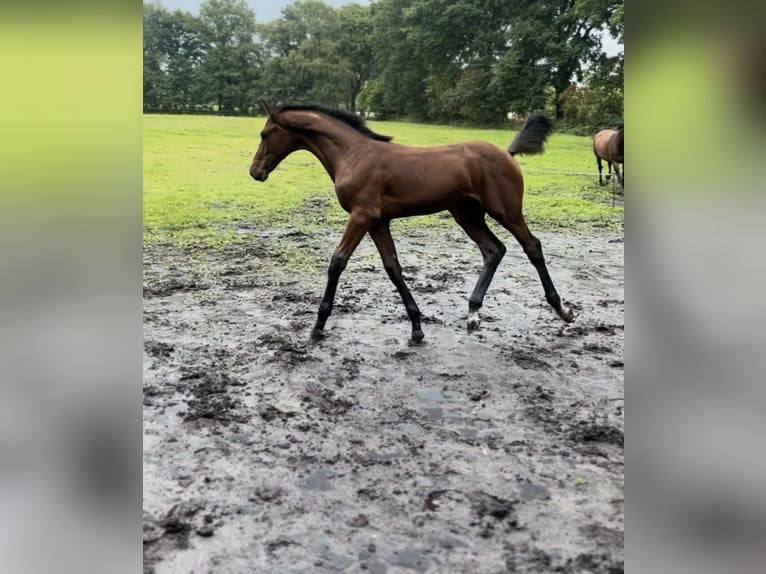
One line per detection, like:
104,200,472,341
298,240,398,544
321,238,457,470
249,168,267,182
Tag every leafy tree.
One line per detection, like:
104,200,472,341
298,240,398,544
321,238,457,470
365,0,429,120
398,0,513,123
198,0,262,113
497,0,622,119
143,4,205,111
337,4,373,112
142,0,623,131
143,3,168,110
258,1,353,107
366,0,622,124
559,84,623,134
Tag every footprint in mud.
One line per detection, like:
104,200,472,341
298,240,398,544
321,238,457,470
569,421,624,447
258,332,317,364
314,547,355,571
517,479,551,501
508,349,552,370
594,323,623,335
143,502,222,573
302,381,355,415
272,290,316,304
256,403,297,422
428,270,462,283
249,484,284,503
179,370,249,425
143,276,209,297
414,282,447,294
583,342,614,354
144,340,174,358
391,548,431,572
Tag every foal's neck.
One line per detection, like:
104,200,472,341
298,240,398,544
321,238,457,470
295,117,367,182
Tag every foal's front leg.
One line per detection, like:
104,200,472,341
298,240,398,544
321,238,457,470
368,221,424,343
311,213,370,340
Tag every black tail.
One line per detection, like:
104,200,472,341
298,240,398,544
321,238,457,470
508,113,553,157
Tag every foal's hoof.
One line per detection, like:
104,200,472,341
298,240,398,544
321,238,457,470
467,312,481,332
310,328,326,341
559,305,575,323
411,329,425,344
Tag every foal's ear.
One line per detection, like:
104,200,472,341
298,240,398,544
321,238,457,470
261,100,275,117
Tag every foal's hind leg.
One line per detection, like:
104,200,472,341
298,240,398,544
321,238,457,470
498,215,574,323
450,204,506,332
368,221,424,343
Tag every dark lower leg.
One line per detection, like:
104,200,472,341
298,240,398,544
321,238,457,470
385,263,424,343
614,164,624,189
451,207,506,331
510,222,573,323
311,215,369,340
311,254,346,339
467,248,505,330
597,157,604,185
369,223,423,342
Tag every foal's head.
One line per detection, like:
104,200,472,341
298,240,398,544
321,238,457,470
249,101,301,182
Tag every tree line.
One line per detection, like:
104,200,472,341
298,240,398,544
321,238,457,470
144,0,623,133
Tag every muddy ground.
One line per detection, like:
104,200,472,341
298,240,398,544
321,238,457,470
143,216,624,573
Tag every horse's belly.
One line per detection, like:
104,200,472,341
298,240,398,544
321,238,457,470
383,184,466,218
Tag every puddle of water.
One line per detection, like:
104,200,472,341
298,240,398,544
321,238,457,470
317,547,354,571
417,388,463,403
518,479,551,501
392,548,430,572
417,389,445,402
396,423,423,437
422,407,443,421
298,468,333,491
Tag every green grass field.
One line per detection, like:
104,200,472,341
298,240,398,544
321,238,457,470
144,114,623,249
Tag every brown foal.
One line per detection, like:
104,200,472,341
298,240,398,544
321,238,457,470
250,101,573,343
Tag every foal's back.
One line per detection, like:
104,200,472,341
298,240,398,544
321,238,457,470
345,139,524,219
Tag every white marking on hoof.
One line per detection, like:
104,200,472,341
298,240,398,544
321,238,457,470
467,311,481,332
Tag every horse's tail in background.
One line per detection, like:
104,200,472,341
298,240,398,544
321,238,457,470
508,113,553,157
614,125,624,159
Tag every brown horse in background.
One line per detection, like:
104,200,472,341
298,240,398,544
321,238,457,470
593,124,624,191
249,102,573,343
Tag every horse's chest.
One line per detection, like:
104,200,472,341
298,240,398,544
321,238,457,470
334,175,371,213
334,186,354,213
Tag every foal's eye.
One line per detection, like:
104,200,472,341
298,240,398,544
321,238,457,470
260,131,268,140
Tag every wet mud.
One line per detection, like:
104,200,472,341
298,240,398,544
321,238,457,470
144,223,624,573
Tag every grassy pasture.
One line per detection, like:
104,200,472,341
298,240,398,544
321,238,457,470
143,114,623,250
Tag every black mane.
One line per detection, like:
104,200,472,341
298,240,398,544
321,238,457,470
276,103,393,142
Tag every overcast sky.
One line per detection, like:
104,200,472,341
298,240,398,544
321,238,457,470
151,0,369,23
149,0,622,56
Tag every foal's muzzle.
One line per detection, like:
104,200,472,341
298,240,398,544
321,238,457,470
249,166,268,182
